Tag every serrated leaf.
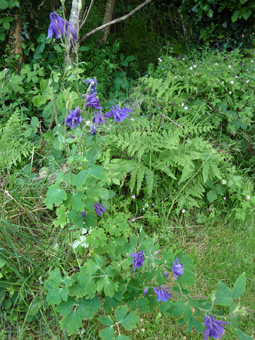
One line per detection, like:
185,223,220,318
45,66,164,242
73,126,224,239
60,310,82,335
115,305,129,322
46,286,69,305
233,273,246,299
97,277,119,297
77,297,101,320
56,297,76,316
99,326,115,340
45,268,62,288
99,316,114,326
84,259,100,275
120,311,140,330
45,186,67,209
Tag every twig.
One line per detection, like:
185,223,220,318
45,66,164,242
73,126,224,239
80,0,154,42
159,113,184,130
80,0,95,30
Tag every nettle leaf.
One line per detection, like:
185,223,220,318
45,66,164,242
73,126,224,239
236,329,254,340
99,326,115,340
46,286,69,305
60,310,82,335
233,273,246,299
45,186,67,209
120,311,140,331
97,276,119,297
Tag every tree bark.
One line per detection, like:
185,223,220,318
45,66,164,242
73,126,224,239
99,0,116,46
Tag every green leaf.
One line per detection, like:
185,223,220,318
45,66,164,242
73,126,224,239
0,0,8,10
45,186,67,209
46,286,69,305
84,259,100,275
177,254,195,287
116,335,131,340
97,276,119,297
31,116,39,128
236,329,254,340
99,316,114,326
0,32,5,40
60,310,82,335
56,297,76,316
45,268,62,288
77,297,101,320
99,326,115,340
215,291,233,306
115,305,129,322
88,165,108,182
120,311,140,330
71,192,86,211
207,189,217,203
233,273,246,299
75,169,87,189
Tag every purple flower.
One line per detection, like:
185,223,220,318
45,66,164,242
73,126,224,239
203,315,229,340
104,105,132,123
63,106,84,128
47,12,77,46
92,111,106,125
171,256,184,279
153,284,172,302
143,287,149,296
164,270,169,278
94,203,106,217
85,94,103,110
81,211,86,218
129,251,145,271
85,78,98,94
90,124,97,135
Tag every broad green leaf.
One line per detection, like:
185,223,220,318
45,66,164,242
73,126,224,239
177,254,195,287
191,318,204,333
71,192,86,211
215,291,233,306
120,311,140,330
236,329,254,340
99,316,114,326
207,189,217,203
183,302,192,323
88,165,108,182
77,297,101,320
45,186,67,209
218,282,233,298
99,326,115,340
233,273,246,299
56,297,76,316
0,0,8,10
97,276,119,297
75,169,87,189
116,335,131,340
84,259,100,275
46,286,69,305
45,268,62,289
69,283,86,298
115,305,129,322
60,310,82,335
31,116,39,128
78,268,97,298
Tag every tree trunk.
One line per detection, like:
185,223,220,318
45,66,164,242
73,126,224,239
64,0,86,64
99,0,116,46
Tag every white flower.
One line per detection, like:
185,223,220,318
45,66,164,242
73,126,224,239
231,81,234,84
181,103,185,107
221,81,224,84
189,66,193,70
235,75,238,78
145,203,149,207
228,65,231,68
215,63,218,66
246,195,251,199
251,60,253,63
193,65,197,68
130,117,134,121
246,80,250,83
246,68,249,71
184,106,188,110
182,58,185,61
158,58,162,62
229,91,232,94
181,209,186,213
131,218,135,222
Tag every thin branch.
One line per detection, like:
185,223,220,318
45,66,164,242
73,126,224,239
80,0,95,30
80,0,154,42
159,113,184,130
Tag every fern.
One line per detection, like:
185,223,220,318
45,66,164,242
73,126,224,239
0,110,33,169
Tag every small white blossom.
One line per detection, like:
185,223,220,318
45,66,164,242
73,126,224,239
231,81,234,84
145,203,149,208
228,65,231,68
235,75,238,78
189,66,193,70
229,91,232,94
246,68,249,71
221,81,224,84
215,63,218,66
246,195,251,199
184,106,188,110
132,195,135,199
251,60,254,63
223,197,226,200
182,58,185,61
246,80,250,83
181,103,185,107
182,209,186,213
131,218,135,222
158,58,162,62
193,65,197,68
130,117,134,121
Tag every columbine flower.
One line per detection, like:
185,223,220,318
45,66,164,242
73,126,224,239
143,287,149,296
63,106,84,128
90,124,97,135
94,203,106,217
47,12,77,46
92,111,106,125
153,284,172,302
104,105,132,123
246,195,251,199
85,94,103,110
85,78,97,94
203,315,229,340
171,256,184,279
81,211,86,218
130,251,145,271
164,270,169,278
